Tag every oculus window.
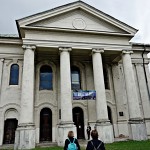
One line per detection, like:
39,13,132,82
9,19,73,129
9,64,19,85
71,66,81,90
40,65,53,90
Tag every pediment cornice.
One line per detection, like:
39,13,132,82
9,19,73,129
16,1,137,38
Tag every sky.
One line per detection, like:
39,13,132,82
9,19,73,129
0,0,150,44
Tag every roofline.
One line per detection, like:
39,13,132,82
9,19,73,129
17,0,80,22
16,20,22,38
16,0,138,33
131,42,150,47
22,26,135,38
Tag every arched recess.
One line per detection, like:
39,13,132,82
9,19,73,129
40,108,52,141
3,109,18,144
35,60,56,92
73,107,85,139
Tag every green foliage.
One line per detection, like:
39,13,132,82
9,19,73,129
32,140,150,150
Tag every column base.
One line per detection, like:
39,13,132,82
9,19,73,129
96,121,114,143
129,119,147,140
145,118,150,139
57,122,76,146
14,123,35,150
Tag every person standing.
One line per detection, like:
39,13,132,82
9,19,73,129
64,131,80,150
86,130,105,150
86,123,91,140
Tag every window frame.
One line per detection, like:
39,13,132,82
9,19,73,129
71,66,81,91
9,64,19,85
39,65,53,90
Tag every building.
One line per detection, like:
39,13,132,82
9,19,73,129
0,1,150,149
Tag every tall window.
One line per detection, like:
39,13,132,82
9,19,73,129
103,67,109,89
40,65,53,90
71,66,81,90
9,64,19,85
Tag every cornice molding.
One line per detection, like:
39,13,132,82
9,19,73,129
0,38,22,45
21,26,134,37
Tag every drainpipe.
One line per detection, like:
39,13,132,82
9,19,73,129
142,45,150,101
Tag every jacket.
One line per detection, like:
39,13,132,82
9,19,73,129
86,139,105,150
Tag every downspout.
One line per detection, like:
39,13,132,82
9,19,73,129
142,45,150,101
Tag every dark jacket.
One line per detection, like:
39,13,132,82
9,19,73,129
64,137,80,150
86,139,105,150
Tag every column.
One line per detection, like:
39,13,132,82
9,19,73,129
122,50,147,140
92,49,114,143
135,63,150,138
0,58,4,146
58,47,76,146
14,45,36,150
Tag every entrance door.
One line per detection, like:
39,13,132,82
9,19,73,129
73,107,84,139
40,108,52,141
3,119,18,144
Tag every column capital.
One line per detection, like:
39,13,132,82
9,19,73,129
92,48,104,53
0,58,4,62
122,50,133,54
59,47,72,52
22,45,36,51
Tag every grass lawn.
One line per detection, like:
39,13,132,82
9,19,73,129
32,140,150,150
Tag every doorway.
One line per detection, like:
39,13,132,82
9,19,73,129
40,108,52,141
73,107,84,139
3,119,18,144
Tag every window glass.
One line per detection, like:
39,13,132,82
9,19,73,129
9,64,19,85
71,66,81,90
40,65,52,90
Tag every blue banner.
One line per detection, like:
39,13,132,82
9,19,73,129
73,90,96,100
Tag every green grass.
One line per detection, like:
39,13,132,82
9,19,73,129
105,140,150,150
32,140,150,150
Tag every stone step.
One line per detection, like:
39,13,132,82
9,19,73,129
36,142,57,147
0,144,14,149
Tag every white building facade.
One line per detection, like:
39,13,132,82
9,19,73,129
0,1,150,149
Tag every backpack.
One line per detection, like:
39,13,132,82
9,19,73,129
67,138,77,150
91,141,102,150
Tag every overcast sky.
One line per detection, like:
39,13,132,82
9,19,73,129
0,0,150,43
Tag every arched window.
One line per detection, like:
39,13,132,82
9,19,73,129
40,65,53,90
9,64,19,85
71,66,81,90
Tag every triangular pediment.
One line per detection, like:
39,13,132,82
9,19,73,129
17,1,137,37
28,9,127,34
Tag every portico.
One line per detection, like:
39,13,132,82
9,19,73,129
0,1,150,150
